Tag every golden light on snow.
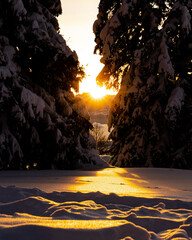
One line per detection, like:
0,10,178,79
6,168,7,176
68,168,151,196
0,217,127,229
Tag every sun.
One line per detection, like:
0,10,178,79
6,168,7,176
80,78,116,99
89,85,109,99
90,88,105,99
78,54,116,99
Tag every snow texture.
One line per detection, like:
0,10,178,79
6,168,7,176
158,34,174,78
165,87,185,122
0,167,192,239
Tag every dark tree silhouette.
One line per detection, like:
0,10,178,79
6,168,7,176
94,0,192,168
0,0,100,169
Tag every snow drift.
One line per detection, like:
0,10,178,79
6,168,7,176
0,185,192,240
0,167,192,239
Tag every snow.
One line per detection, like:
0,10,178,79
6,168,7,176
11,105,26,124
0,84,10,102
20,87,45,119
32,19,39,30
132,107,142,119
180,6,191,35
0,43,18,80
173,3,191,35
0,168,192,239
72,99,90,121
119,2,130,17
94,0,192,168
165,87,185,122
0,128,23,164
99,11,122,62
158,34,174,78
109,13,121,29
9,0,27,19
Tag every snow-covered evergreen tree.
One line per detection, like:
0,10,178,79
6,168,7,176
0,0,100,169
94,0,192,168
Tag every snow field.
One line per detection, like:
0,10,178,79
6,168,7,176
0,168,192,239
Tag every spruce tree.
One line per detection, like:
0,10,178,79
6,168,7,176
94,0,192,168
0,0,100,169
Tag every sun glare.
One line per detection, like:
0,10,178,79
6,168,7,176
77,53,116,99
79,76,116,99
90,85,111,99
58,0,117,100
80,78,116,99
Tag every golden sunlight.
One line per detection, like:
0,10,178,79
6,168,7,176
68,168,151,197
80,77,115,99
0,217,127,229
58,0,117,99
79,58,116,99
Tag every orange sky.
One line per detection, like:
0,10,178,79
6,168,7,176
58,0,116,97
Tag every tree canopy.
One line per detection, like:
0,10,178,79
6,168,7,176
0,0,99,169
94,0,192,168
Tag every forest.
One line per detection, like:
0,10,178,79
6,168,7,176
0,0,100,169
0,0,192,169
94,0,192,168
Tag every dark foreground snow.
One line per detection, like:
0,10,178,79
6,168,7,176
0,168,192,239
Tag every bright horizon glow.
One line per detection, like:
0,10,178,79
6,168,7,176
79,54,116,99
58,0,117,99
80,77,116,99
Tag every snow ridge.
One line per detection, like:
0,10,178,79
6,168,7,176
0,185,192,240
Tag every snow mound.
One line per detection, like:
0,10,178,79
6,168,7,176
0,185,192,240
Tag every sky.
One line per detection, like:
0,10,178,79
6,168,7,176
58,0,116,97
